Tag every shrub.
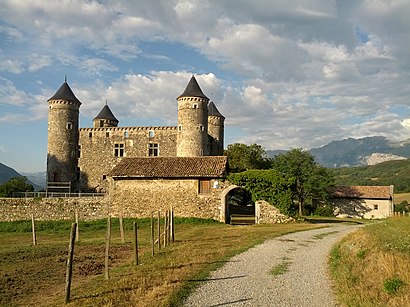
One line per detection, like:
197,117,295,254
383,277,405,295
314,205,334,217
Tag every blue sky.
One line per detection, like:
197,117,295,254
2,0,410,172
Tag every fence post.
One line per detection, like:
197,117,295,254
105,216,111,280
75,209,79,242
157,211,161,250
133,222,139,265
65,223,77,304
151,213,155,256
164,210,168,247
119,214,125,243
31,214,37,246
171,207,174,242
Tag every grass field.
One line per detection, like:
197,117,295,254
330,217,410,307
0,218,321,306
394,192,410,204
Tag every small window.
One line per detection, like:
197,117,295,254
124,131,129,138
198,180,211,194
193,103,198,109
66,122,72,130
77,145,81,158
89,132,92,138
199,125,204,131
99,120,104,128
106,132,110,137
374,204,379,210
148,143,159,156
149,130,155,138
102,175,107,180
114,143,124,157
178,125,182,131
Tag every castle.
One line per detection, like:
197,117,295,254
46,75,225,193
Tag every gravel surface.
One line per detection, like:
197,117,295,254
184,224,362,307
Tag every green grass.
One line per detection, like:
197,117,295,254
329,217,410,306
312,230,339,240
270,257,292,276
0,218,322,306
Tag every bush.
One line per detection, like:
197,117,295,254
383,277,405,295
314,206,335,217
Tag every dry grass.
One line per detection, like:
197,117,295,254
330,217,410,307
0,219,321,306
394,192,410,204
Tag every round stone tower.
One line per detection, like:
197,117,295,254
177,76,210,156
93,103,119,128
208,101,225,156
46,79,81,191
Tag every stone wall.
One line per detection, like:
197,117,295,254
0,197,109,222
109,178,223,220
255,200,295,224
78,126,177,191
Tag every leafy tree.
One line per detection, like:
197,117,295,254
271,149,334,216
225,143,272,172
0,176,34,197
228,169,296,216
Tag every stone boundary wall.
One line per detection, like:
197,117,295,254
0,197,110,222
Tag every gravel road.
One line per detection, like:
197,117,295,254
184,224,361,307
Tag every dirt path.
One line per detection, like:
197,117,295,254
184,224,361,307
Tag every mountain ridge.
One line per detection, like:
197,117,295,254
267,136,410,168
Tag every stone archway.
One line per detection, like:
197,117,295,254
220,185,255,224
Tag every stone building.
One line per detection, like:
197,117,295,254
46,75,225,193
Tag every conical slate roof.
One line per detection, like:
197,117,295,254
93,104,119,122
177,76,209,100
208,101,225,118
48,81,81,105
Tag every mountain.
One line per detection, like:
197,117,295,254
267,136,410,168
0,163,22,184
0,163,44,190
20,172,46,190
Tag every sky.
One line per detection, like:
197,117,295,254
1,0,410,173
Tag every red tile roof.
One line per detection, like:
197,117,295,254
108,156,228,178
328,186,393,199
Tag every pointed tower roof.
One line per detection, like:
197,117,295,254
93,104,119,123
48,80,82,105
208,101,225,119
177,75,209,100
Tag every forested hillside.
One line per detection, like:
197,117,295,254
331,159,410,193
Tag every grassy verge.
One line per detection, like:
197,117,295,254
0,218,321,306
329,217,410,306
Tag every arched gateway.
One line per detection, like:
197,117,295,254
220,185,256,224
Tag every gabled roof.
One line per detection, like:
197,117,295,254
208,101,225,118
328,186,393,200
177,75,209,100
109,156,227,178
93,104,119,122
48,81,82,105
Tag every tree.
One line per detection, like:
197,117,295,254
0,176,34,197
271,149,334,216
228,169,296,216
225,143,272,173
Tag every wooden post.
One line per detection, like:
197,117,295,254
167,210,171,244
157,211,161,250
31,214,37,246
105,216,111,280
133,222,138,265
75,209,79,242
65,223,77,304
164,210,168,247
151,213,155,256
171,207,174,242
119,215,125,243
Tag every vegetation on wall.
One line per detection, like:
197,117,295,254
224,143,272,173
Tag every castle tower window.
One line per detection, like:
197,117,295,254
66,122,72,130
99,120,104,128
114,143,124,157
199,125,204,131
77,145,81,158
89,132,92,138
106,132,110,137
148,130,155,138
124,131,129,138
178,125,182,131
193,103,198,109
148,143,159,156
